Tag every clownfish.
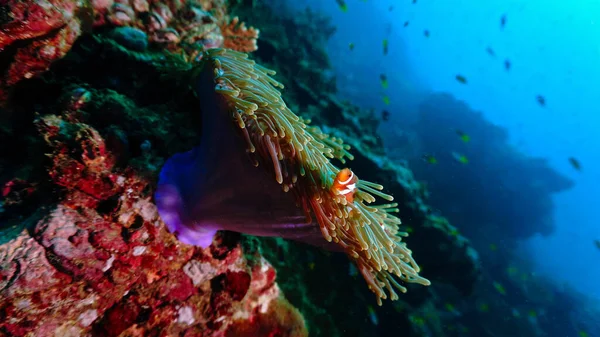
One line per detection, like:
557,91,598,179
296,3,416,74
332,168,358,203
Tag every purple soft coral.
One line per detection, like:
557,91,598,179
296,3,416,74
155,58,335,250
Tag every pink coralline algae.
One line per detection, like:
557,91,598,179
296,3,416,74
0,112,306,336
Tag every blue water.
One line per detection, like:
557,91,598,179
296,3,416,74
288,0,600,301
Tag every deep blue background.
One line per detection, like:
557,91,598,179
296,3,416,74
286,0,600,301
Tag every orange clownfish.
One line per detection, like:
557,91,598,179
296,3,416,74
332,168,358,203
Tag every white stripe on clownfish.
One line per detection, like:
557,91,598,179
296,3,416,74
338,171,355,185
338,183,356,196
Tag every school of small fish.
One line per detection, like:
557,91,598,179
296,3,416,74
338,0,582,180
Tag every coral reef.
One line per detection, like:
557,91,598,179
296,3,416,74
94,0,258,60
0,0,92,101
0,14,296,334
0,0,258,101
1,211,305,336
0,0,484,336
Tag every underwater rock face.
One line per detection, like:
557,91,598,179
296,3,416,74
409,93,574,240
0,89,306,337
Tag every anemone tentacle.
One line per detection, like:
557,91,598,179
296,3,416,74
197,48,430,304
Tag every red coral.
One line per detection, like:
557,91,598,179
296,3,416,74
1,179,36,207
0,0,92,101
0,106,305,336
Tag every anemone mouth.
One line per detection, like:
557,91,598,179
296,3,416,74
191,48,430,304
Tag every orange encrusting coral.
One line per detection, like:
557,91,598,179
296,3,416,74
221,17,260,53
198,48,431,305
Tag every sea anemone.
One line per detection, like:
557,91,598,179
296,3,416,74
155,48,430,304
